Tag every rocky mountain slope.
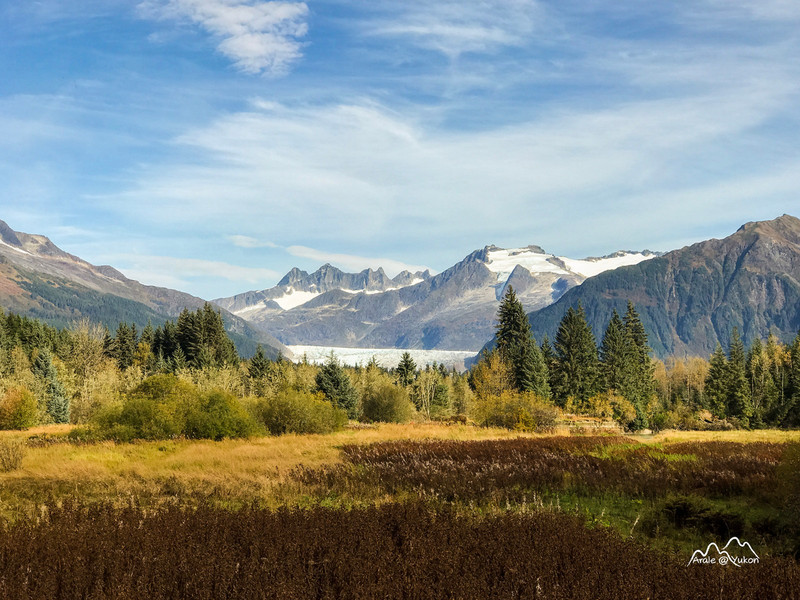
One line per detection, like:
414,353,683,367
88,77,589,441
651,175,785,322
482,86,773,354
523,215,800,358
0,219,286,359
215,246,656,351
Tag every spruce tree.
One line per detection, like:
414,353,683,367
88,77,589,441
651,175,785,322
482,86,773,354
622,302,656,429
600,309,629,392
705,344,729,418
495,286,548,397
316,353,359,419
727,328,753,426
553,304,600,408
782,331,800,426
248,345,271,380
396,352,417,387
32,348,69,424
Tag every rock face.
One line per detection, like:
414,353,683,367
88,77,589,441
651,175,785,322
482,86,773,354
215,246,656,351
524,215,800,358
0,219,287,359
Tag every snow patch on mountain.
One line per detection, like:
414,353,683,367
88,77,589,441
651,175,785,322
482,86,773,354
273,289,321,310
0,239,32,256
559,252,654,278
485,246,654,285
486,247,568,282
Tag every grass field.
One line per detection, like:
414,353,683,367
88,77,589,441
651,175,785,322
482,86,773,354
2,424,799,598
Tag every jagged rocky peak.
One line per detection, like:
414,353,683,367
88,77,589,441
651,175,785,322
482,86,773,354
277,267,310,287
0,219,23,247
392,269,431,286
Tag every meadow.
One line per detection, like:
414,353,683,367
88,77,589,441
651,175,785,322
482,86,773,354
1,424,799,598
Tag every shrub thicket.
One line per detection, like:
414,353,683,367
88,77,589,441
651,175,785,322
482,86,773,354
360,380,415,423
0,386,38,430
473,390,559,432
253,389,347,435
90,374,257,441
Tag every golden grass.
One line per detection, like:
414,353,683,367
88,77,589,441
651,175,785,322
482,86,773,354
646,429,800,444
0,423,796,520
0,423,541,516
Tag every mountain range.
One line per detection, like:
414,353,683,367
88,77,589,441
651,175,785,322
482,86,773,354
1,214,798,362
213,246,657,351
0,220,286,359
525,214,800,357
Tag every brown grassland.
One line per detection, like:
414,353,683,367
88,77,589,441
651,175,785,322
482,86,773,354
1,424,799,598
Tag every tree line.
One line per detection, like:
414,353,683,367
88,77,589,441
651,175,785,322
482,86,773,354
1,294,799,436
481,286,800,429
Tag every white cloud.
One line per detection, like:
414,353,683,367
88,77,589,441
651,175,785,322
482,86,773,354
139,0,309,75
361,0,545,58
227,234,278,248
286,246,431,277
113,254,279,289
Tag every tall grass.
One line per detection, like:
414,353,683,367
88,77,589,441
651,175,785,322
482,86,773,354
0,501,797,600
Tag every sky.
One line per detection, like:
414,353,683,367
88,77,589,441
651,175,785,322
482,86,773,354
2,0,799,300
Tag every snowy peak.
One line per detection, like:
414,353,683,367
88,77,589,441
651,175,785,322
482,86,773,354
480,245,656,286
216,262,434,315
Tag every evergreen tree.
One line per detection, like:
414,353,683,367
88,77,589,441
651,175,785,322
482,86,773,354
141,320,155,348
540,335,558,394
316,353,359,419
600,310,629,392
248,345,271,380
782,331,800,425
726,328,753,426
32,348,69,424
495,286,549,397
622,302,656,428
396,352,417,387
705,344,729,418
171,346,188,372
553,304,600,408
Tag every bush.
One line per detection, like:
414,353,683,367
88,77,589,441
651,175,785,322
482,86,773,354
361,381,415,423
0,387,39,430
585,391,637,430
472,391,559,432
184,390,260,440
92,374,256,441
0,439,25,472
254,390,347,435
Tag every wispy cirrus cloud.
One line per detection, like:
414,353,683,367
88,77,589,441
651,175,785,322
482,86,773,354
227,234,278,248
139,0,309,75
358,0,545,58
112,254,279,290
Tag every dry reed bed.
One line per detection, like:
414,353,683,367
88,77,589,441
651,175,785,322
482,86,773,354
1,501,797,600
295,437,789,501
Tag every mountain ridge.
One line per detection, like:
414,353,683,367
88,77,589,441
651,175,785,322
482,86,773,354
521,214,800,358
215,244,657,351
0,219,287,359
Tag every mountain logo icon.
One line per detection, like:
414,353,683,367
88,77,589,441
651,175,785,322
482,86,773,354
688,537,760,566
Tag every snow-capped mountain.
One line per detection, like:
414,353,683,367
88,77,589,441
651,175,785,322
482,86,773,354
214,245,657,351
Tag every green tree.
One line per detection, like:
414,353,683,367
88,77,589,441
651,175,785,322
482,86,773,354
553,304,600,408
315,353,359,419
727,328,753,426
705,344,729,418
622,302,656,429
495,286,549,397
600,309,629,392
248,345,271,380
396,352,417,387
32,348,70,424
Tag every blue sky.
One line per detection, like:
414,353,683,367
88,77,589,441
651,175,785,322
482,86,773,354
2,0,799,299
